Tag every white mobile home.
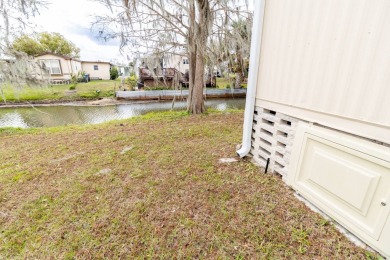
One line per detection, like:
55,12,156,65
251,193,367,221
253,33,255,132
81,61,111,80
238,0,390,258
34,53,82,83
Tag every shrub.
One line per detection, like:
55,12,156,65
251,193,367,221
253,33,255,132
125,75,138,90
77,71,87,82
110,67,119,80
71,74,78,84
69,84,77,90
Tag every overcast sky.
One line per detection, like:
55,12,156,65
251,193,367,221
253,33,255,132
32,0,126,63
30,0,253,63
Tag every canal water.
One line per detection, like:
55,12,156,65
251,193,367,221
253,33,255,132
0,98,245,128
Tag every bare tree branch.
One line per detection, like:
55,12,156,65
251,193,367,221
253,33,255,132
92,0,252,114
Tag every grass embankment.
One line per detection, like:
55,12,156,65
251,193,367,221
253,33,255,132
0,80,119,104
216,78,247,89
216,77,232,89
0,111,377,258
1,78,245,104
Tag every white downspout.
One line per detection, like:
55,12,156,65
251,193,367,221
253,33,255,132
237,0,266,158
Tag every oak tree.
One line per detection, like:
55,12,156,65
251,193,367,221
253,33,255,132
93,0,250,114
13,32,80,58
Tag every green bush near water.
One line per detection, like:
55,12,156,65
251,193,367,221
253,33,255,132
124,75,138,90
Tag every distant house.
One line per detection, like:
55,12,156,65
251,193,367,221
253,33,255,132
34,53,82,84
113,64,130,77
136,54,189,89
81,61,112,80
34,54,113,83
163,54,189,75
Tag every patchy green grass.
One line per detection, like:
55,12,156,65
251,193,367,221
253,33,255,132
216,77,232,89
215,78,247,89
0,80,119,103
0,111,379,258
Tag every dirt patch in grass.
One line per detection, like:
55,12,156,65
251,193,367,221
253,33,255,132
0,111,378,258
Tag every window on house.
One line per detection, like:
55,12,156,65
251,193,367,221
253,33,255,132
40,59,62,75
94,65,99,70
183,59,189,64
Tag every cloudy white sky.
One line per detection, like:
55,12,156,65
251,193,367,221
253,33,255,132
30,0,253,63
31,0,126,63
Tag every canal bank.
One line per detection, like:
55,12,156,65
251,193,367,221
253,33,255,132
0,89,246,108
116,88,247,101
0,98,136,108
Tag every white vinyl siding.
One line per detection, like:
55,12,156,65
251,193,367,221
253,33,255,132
249,1,390,257
255,0,390,144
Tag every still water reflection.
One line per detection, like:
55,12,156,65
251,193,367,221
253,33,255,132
0,98,245,128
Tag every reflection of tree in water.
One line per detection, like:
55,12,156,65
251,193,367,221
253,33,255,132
3,108,48,128
5,106,124,128
20,106,83,127
17,106,97,127
0,110,29,128
83,106,121,125
30,106,122,127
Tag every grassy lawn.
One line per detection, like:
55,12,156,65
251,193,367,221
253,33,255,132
216,78,247,89
0,111,377,258
0,80,120,103
216,77,232,89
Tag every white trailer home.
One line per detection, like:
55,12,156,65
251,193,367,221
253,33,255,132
238,0,390,258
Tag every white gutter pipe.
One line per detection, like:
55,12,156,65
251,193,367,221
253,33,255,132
237,0,266,158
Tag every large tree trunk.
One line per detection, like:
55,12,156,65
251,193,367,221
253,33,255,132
235,72,244,89
187,48,198,110
186,0,209,114
188,40,206,114
187,63,206,113
234,46,243,89
187,38,197,111
187,1,196,112
190,48,206,113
